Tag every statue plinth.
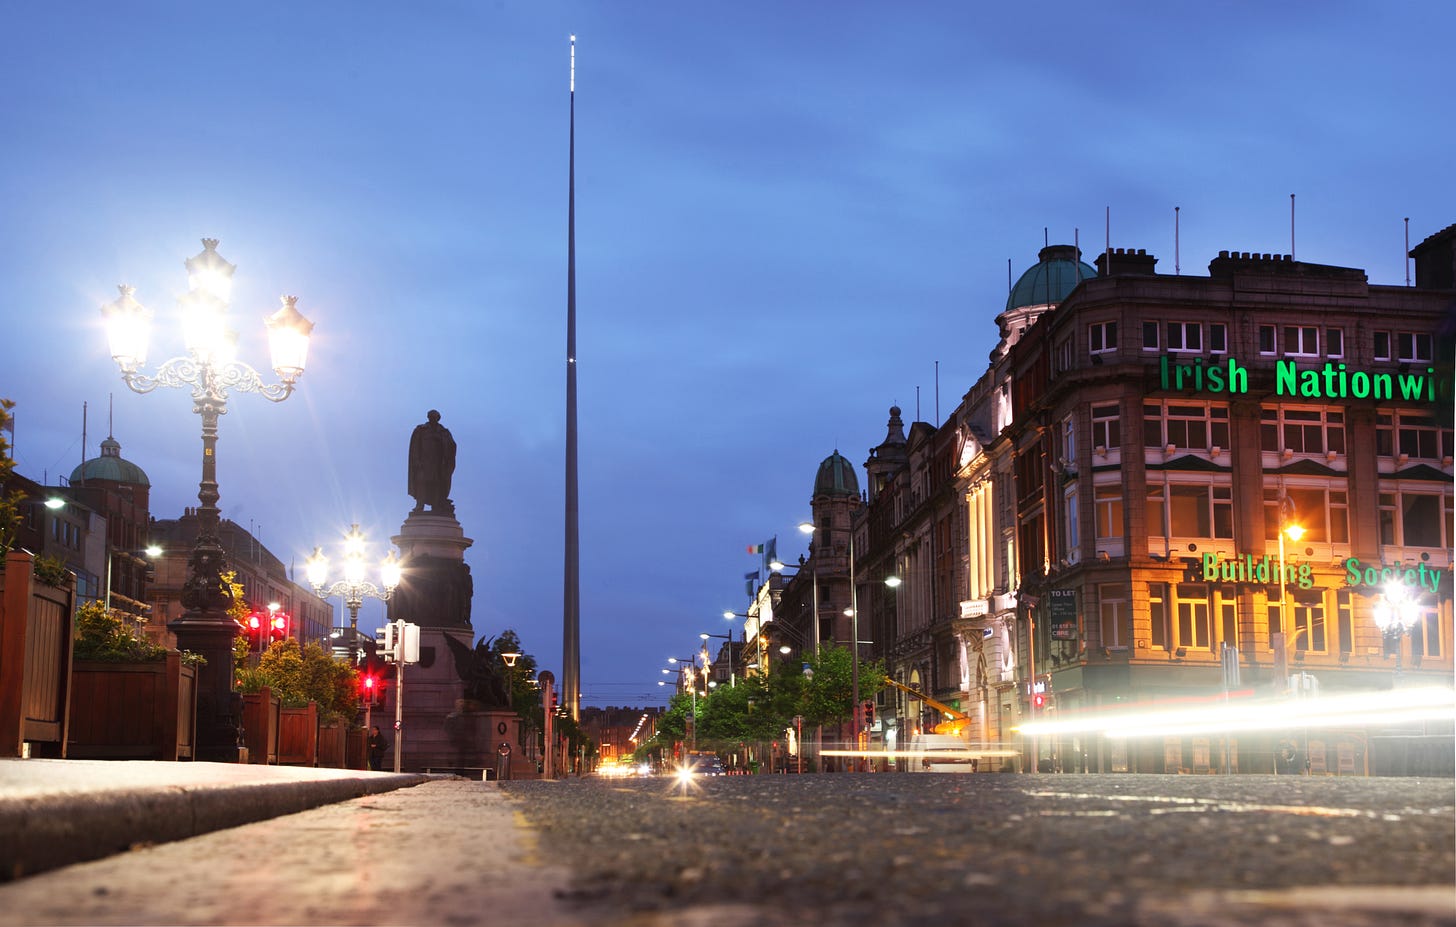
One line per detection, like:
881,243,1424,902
394,512,473,561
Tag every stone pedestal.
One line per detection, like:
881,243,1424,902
391,513,474,631
382,629,533,775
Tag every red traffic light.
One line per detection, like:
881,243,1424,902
247,614,262,631
1032,692,1047,710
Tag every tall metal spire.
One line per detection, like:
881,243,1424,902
563,34,581,723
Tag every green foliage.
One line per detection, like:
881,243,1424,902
31,554,71,587
238,638,359,724
799,644,885,726
73,600,167,663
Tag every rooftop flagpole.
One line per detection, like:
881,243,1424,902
563,34,581,723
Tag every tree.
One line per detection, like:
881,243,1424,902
238,638,359,724
800,644,885,727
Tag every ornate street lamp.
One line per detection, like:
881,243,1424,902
305,524,401,664
102,238,313,762
1373,581,1422,678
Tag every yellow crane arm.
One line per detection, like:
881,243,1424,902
882,675,971,733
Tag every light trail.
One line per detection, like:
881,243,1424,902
1015,686,1455,739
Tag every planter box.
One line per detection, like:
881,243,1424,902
317,722,349,768
0,551,75,757
242,688,281,765
278,701,318,766
69,652,198,760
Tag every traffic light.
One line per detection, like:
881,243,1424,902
268,611,289,642
246,613,264,651
1032,692,1047,710
863,700,875,726
361,673,380,707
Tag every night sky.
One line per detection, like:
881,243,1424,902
3,2,1452,706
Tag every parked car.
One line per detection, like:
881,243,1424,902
908,733,979,773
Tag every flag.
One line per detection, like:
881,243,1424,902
746,543,764,554
764,536,778,565
744,571,759,598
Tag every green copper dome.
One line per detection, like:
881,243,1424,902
70,436,150,487
813,450,859,498
1007,244,1096,312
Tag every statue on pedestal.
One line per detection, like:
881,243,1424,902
445,635,513,711
408,410,456,515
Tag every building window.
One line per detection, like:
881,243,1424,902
1337,590,1353,656
1260,406,1346,456
1219,595,1238,649
1283,325,1320,356
1292,598,1327,653
1377,411,1452,461
1145,402,1230,451
1374,331,1391,360
1089,320,1118,354
1061,414,1076,466
1094,484,1123,540
1064,485,1079,557
1175,584,1212,650
1410,599,1443,658
1325,328,1344,358
1378,491,1451,549
1166,483,1234,539
1098,584,1126,649
1398,332,1434,363
1142,321,1160,351
1209,323,1228,354
1266,487,1350,543
1149,582,1169,649
1091,403,1120,452
1166,322,1202,352
1055,336,1075,373
1258,325,1277,355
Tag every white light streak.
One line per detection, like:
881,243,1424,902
1016,686,1455,740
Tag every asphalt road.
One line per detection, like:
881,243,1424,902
501,772,1456,927
0,772,1448,926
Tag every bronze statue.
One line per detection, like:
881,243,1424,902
408,410,456,514
445,634,513,711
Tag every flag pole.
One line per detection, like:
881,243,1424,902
563,34,582,724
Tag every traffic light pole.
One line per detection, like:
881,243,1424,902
393,662,404,774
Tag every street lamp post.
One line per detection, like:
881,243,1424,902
1272,495,1306,688
102,238,314,762
1373,582,1421,679
667,656,700,750
305,525,402,664
700,631,735,686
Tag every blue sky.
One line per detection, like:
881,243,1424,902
3,2,1452,706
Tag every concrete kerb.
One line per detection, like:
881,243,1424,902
0,762,429,882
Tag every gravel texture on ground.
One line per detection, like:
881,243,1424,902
501,773,1456,927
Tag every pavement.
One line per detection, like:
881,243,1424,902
0,757,430,882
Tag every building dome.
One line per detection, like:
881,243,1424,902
813,450,860,498
70,436,150,487
1006,244,1097,312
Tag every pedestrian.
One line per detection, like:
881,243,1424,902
368,725,389,771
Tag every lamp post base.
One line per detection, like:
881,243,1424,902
169,611,242,763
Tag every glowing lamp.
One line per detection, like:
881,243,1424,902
101,285,152,371
265,295,313,382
